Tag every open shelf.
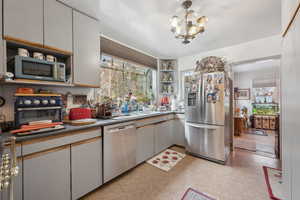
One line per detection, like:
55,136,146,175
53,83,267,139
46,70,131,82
1,79,74,87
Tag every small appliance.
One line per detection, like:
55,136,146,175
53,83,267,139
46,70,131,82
8,55,66,82
14,94,63,128
69,108,92,120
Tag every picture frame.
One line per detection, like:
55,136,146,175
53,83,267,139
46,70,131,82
234,88,250,100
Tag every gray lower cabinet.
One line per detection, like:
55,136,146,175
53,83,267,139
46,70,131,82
73,10,100,86
136,124,155,164
154,120,173,154
44,0,73,52
173,118,185,146
23,146,71,200
71,137,102,200
3,0,43,44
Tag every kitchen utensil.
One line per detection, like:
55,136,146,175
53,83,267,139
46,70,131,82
46,55,57,62
16,87,34,94
15,125,65,136
18,48,29,57
10,122,63,134
33,52,44,60
28,120,53,125
69,108,92,120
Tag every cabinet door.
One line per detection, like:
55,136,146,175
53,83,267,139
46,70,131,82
44,0,73,52
71,137,102,200
23,146,71,200
155,121,172,154
173,119,185,146
136,125,155,164
3,0,43,44
73,11,100,87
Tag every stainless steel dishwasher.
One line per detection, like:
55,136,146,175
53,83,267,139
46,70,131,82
104,122,137,183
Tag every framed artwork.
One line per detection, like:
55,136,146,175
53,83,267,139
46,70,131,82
234,88,250,100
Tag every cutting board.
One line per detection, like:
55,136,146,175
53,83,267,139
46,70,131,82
64,119,97,126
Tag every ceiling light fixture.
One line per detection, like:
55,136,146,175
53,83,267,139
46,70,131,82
170,0,208,44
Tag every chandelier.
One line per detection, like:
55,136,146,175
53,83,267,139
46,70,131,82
170,0,208,44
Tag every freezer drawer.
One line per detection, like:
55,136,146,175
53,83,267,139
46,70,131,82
185,122,227,163
104,123,137,183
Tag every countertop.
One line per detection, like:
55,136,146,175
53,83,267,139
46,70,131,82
1,111,185,142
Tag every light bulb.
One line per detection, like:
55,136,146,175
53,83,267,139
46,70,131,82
176,26,182,35
170,16,179,27
197,16,208,26
188,25,198,35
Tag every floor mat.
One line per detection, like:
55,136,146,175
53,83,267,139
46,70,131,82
263,166,283,200
246,129,268,136
147,149,185,172
181,188,217,200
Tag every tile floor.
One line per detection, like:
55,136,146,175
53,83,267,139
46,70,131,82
83,147,279,200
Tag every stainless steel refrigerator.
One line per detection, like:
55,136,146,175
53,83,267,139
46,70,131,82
184,72,233,164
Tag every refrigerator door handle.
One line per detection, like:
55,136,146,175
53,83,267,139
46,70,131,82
186,122,220,130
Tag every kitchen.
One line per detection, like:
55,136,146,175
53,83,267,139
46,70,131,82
0,0,299,200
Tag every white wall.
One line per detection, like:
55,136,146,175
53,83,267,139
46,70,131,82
178,35,281,71
233,67,280,115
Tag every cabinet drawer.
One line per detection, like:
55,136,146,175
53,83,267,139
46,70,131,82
22,127,101,156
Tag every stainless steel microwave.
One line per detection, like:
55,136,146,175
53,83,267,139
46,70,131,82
8,55,66,82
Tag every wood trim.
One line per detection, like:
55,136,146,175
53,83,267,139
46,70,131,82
3,35,72,55
136,124,155,129
4,35,44,49
73,83,100,88
23,145,70,160
135,114,174,123
153,119,174,125
282,2,300,37
15,93,62,97
71,136,101,147
43,45,73,56
21,127,100,146
6,79,74,87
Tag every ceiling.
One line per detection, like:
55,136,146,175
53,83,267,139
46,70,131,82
60,0,281,59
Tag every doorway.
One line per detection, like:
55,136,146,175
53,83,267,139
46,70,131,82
232,58,280,159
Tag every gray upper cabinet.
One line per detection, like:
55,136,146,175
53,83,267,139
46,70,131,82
23,146,71,200
71,137,102,200
73,10,100,87
3,0,43,44
44,0,73,52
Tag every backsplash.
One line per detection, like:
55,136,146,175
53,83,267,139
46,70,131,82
0,85,96,122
